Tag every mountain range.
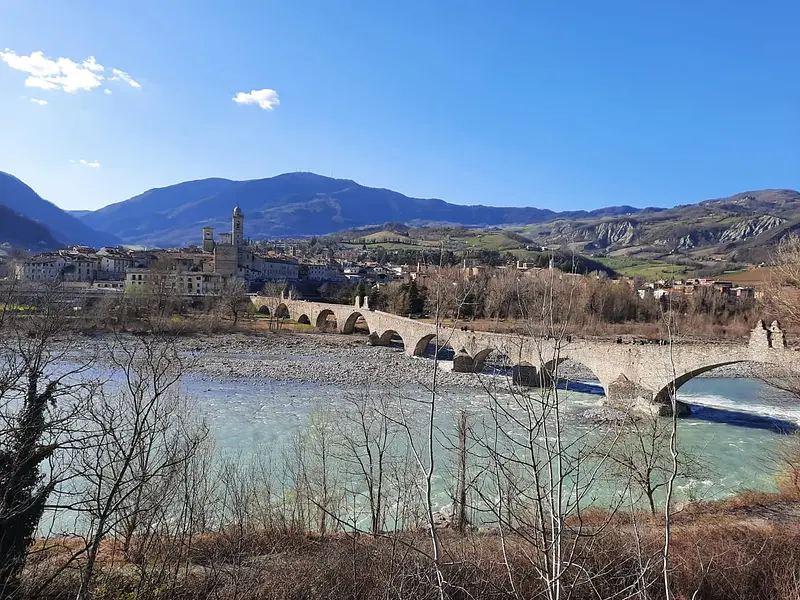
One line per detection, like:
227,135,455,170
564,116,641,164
0,172,120,250
75,172,641,247
0,169,798,265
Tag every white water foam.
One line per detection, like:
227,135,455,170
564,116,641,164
681,392,800,424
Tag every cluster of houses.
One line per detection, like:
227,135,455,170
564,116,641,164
638,277,757,300
0,206,762,304
4,207,347,296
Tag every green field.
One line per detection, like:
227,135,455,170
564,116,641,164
596,257,693,280
342,229,528,253
452,232,524,252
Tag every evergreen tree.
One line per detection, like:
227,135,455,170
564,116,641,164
0,372,58,597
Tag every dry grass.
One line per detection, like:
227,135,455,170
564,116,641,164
21,491,800,600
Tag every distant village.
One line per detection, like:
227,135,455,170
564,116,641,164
0,205,759,302
0,206,425,296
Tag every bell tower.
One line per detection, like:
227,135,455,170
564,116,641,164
232,205,244,247
202,227,214,252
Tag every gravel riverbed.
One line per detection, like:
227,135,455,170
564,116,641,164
166,331,766,390
179,331,488,388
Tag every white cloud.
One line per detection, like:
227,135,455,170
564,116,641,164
110,68,141,88
25,77,59,90
0,49,140,93
29,98,48,105
71,159,101,168
233,88,280,111
104,88,112,95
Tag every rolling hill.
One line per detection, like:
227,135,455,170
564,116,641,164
75,172,642,247
0,171,120,248
517,189,800,263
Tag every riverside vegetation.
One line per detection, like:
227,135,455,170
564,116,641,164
3,240,800,600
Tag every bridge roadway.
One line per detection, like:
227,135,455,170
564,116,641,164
252,295,797,415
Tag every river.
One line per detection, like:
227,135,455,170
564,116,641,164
181,349,798,507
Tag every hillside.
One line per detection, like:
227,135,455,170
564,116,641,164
0,204,63,250
19,169,800,264
76,172,641,247
0,172,120,248
516,189,800,263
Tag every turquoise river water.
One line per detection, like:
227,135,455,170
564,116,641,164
183,367,797,506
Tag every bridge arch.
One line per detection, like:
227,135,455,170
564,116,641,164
343,311,370,334
653,360,745,403
412,334,454,358
316,309,338,332
413,334,436,357
257,305,270,315
472,348,508,372
379,329,406,350
275,303,290,319
297,314,311,325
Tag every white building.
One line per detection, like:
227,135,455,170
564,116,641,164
16,255,66,281
96,248,136,274
61,256,99,282
256,257,300,281
305,263,344,282
125,269,223,296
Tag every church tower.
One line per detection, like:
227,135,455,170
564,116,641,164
232,204,244,247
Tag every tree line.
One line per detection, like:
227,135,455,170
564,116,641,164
367,267,759,338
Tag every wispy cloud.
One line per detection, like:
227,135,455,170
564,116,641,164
71,159,101,168
29,98,48,105
233,88,280,111
104,88,112,95
0,49,141,94
109,68,141,88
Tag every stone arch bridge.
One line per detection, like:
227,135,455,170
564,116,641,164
252,295,797,415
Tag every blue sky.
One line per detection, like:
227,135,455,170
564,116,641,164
1,1,798,212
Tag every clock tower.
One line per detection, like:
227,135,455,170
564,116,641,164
232,204,244,247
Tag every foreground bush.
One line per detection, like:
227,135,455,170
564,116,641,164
17,505,800,600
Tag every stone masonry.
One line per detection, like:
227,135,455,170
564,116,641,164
252,296,797,415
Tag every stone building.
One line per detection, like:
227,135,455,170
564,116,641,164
203,205,301,282
125,268,223,296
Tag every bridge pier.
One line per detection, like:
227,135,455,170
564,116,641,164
368,331,389,346
512,363,539,387
453,350,479,373
607,375,690,417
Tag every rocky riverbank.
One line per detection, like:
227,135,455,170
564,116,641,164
178,331,491,389
170,330,768,390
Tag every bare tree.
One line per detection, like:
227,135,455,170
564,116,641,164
769,234,800,327
259,280,288,331
72,333,208,600
604,415,706,514
467,258,632,599
217,278,250,327
142,256,184,327
335,389,402,535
